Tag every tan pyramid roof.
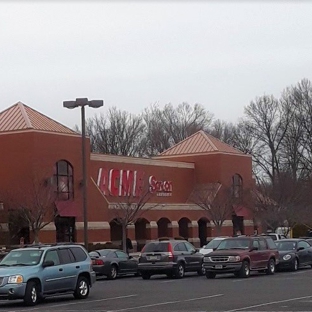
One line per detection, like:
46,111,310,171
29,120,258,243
159,130,244,156
0,102,78,135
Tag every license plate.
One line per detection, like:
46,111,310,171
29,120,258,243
147,255,159,261
215,264,223,269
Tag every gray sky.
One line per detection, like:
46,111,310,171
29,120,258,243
1,1,312,129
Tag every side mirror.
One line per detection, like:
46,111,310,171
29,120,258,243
42,260,54,268
250,246,258,251
297,247,304,251
128,255,133,259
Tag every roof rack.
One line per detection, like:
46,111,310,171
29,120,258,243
22,242,82,249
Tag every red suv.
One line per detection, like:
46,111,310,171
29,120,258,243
203,236,279,278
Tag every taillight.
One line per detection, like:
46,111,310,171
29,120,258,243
168,243,173,260
93,259,104,265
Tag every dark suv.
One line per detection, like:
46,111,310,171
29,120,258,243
138,239,204,279
203,236,279,278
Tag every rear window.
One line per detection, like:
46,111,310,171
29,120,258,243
265,237,277,249
143,242,169,252
70,246,87,261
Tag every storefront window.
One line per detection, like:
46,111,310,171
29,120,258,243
54,160,74,200
232,174,243,199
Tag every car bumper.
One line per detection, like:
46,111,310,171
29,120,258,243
93,265,111,276
0,283,27,300
276,259,294,270
138,262,176,273
204,262,242,273
91,271,97,285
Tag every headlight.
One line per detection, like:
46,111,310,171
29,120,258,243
8,275,24,284
228,256,241,262
204,257,212,262
283,254,292,261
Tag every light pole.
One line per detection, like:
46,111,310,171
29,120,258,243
63,98,104,250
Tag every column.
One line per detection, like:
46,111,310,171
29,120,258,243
188,221,200,247
170,221,179,238
147,221,158,240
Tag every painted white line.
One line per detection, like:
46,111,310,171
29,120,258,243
107,293,223,311
13,294,138,311
224,294,312,312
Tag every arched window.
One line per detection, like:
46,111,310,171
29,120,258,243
232,174,243,199
54,160,74,200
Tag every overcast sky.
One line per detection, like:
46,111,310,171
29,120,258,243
1,1,312,129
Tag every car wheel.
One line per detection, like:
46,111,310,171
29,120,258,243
141,272,151,280
197,263,206,276
175,263,185,279
24,281,39,306
73,276,90,299
108,265,118,280
239,260,250,278
266,258,275,275
291,258,299,271
206,272,216,279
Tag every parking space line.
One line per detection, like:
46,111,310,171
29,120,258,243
11,294,138,312
107,293,223,311
224,295,312,312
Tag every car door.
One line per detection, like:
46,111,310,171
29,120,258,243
297,240,311,265
57,247,77,290
41,249,65,294
249,239,261,269
115,250,133,274
258,238,269,267
184,242,202,271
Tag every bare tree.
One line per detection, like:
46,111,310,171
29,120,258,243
5,174,58,244
110,187,159,252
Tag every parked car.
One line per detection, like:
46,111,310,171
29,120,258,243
302,238,312,246
0,243,96,306
265,233,287,241
275,239,312,271
138,239,204,279
199,237,228,255
89,249,138,279
203,236,279,278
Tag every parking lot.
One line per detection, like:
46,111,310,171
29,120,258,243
1,268,312,312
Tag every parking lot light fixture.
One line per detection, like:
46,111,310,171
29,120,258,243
63,98,104,249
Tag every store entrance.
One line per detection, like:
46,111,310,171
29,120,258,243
55,216,76,243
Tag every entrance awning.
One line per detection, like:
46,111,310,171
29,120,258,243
56,201,81,217
233,205,250,218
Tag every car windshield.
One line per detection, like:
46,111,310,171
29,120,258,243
217,238,250,250
275,241,296,251
204,239,223,249
0,250,43,266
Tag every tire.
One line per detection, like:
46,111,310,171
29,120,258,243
141,272,151,280
24,281,39,306
266,258,275,275
239,260,250,278
175,263,185,279
291,258,298,271
206,272,216,279
197,263,206,276
73,276,90,299
108,265,118,280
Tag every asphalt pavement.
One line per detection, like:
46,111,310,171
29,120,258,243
1,269,312,311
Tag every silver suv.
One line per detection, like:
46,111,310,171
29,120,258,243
0,244,96,306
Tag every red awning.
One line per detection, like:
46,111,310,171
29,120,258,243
233,205,250,218
56,201,81,217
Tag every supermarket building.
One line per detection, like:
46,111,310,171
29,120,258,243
0,102,255,249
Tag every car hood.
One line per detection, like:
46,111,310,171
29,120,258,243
278,250,296,257
205,249,248,256
0,266,38,276
199,248,213,255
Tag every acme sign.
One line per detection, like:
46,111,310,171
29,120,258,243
97,168,173,197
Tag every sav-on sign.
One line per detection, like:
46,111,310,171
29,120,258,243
97,168,172,197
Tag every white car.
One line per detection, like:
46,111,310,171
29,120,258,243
199,237,228,255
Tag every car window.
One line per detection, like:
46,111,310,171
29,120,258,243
174,243,187,251
0,250,43,266
259,239,267,250
265,237,277,249
252,240,260,249
298,241,310,249
70,246,87,262
143,242,168,252
116,250,128,258
98,250,112,257
184,242,196,252
89,251,101,257
58,248,75,264
268,234,277,241
44,250,60,265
